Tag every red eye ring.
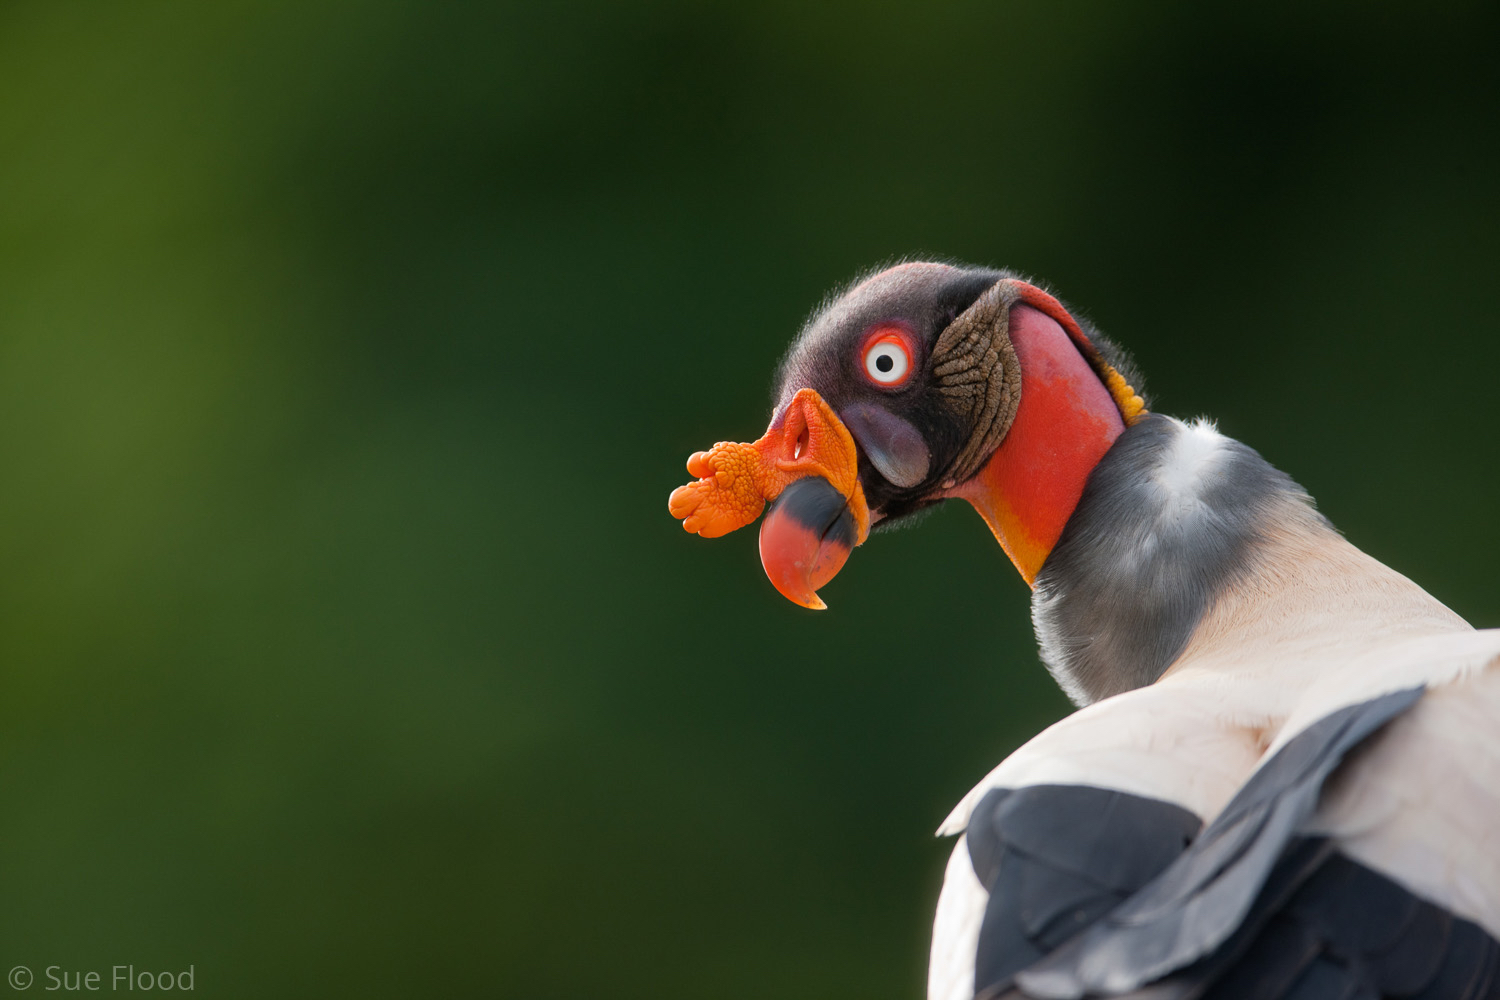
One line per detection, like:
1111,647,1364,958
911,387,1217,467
860,328,916,388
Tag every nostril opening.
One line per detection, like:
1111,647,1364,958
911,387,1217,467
794,429,808,460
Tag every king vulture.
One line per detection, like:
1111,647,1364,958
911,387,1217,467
669,263,1500,1000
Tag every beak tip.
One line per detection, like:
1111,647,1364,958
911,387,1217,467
762,558,827,610
772,579,828,610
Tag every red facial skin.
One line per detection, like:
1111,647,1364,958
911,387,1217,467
948,300,1126,585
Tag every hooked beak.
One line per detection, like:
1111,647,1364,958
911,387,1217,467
758,475,858,610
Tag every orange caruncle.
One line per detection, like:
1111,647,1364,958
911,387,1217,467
669,388,870,544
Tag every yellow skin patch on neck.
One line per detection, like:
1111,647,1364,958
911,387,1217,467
669,388,871,543
1102,366,1148,426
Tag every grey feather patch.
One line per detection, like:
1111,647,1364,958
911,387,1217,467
1014,686,1425,999
1032,414,1332,705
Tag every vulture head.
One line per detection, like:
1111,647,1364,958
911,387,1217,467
669,262,1148,609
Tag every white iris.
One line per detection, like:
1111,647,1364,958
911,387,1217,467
865,342,909,384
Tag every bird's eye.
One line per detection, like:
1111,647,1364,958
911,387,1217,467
862,331,914,387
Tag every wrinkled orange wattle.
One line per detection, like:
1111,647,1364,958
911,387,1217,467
668,388,870,544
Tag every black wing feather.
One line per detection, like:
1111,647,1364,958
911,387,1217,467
965,687,1500,999
1016,687,1425,998
966,785,1201,999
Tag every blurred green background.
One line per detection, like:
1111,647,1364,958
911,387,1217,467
1,2,1496,997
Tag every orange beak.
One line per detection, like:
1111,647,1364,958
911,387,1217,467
668,388,870,609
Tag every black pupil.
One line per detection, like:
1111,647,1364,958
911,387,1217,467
875,354,894,373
